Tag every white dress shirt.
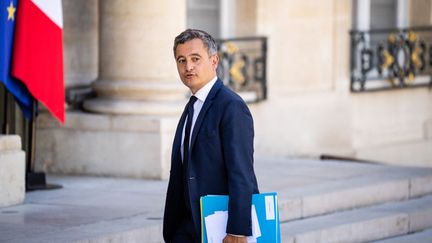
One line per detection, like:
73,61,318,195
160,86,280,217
181,76,218,162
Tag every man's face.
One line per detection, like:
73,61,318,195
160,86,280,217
175,38,219,94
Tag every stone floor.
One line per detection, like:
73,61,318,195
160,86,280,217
1,156,432,243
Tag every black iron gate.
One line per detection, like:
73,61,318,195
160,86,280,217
350,26,432,92
216,36,267,102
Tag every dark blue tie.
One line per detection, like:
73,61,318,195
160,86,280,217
183,95,197,165
183,95,197,213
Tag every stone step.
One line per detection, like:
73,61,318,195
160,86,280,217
373,229,432,243
274,164,432,222
280,194,432,243
3,159,432,243
2,213,164,243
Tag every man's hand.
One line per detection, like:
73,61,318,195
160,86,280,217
223,234,247,243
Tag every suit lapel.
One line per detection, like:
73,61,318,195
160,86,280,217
172,104,188,166
190,80,223,152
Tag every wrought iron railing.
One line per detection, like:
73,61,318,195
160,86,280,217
216,37,267,102
350,26,432,92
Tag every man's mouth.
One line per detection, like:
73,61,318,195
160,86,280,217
185,73,195,79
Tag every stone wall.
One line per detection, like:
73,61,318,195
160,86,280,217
252,0,432,166
252,0,353,157
34,0,432,180
410,0,432,26
35,0,187,179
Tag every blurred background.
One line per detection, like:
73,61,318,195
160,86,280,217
1,0,431,180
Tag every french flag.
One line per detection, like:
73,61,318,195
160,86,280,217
12,0,65,123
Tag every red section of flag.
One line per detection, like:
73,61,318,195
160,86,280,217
12,0,65,123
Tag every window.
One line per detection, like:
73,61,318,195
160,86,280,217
350,0,432,92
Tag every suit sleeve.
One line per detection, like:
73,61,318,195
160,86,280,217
221,99,255,236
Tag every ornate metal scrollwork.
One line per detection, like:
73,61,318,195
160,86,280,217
216,37,267,102
350,27,432,92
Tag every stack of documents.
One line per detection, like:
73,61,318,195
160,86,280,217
200,192,280,243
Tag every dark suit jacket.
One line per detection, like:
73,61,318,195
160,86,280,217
163,79,259,242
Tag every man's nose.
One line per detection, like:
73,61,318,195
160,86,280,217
186,61,194,71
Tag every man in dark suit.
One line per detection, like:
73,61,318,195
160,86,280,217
163,29,259,243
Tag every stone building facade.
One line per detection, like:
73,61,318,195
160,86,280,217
27,0,432,180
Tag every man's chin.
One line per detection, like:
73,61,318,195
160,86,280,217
182,80,192,89
182,79,195,87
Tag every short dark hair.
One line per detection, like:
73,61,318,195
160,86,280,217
173,29,217,57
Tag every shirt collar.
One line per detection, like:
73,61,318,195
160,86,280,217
193,76,217,102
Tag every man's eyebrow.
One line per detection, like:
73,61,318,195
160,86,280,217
176,53,202,61
176,55,185,61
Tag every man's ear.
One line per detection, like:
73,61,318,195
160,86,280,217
211,55,219,69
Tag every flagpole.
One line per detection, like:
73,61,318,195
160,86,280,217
28,99,36,172
25,99,62,191
1,86,9,134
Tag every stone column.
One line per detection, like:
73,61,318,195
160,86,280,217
396,0,409,28
36,0,187,180
84,0,186,114
0,135,25,207
356,0,370,31
63,0,99,88
220,0,235,38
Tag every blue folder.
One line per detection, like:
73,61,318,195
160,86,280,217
200,192,280,243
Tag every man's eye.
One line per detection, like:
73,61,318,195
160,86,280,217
177,59,185,64
192,57,200,62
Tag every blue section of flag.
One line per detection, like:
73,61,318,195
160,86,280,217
0,0,33,119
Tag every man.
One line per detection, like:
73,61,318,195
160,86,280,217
163,29,259,243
